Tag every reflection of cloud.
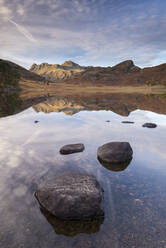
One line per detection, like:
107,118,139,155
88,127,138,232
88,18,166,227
13,184,27,197
0,107,166,175
0,107,166,246
129,109,166,126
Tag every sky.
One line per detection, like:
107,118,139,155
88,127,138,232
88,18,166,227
0,0,166,69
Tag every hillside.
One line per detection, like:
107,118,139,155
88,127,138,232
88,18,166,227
64,60,166,87
30,60,87,82
0,59,46,91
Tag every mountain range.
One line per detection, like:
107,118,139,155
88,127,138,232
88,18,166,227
30,59,166,87
1,58,166,90
30,60,87,82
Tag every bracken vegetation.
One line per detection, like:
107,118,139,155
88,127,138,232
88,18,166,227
0,59,20,91
0,60,22,117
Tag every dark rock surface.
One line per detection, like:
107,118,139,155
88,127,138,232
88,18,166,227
35,173,104,220
60,143,85,154
122,121,134,124
97,142,133,164
40,207,104,237
142,123,157,128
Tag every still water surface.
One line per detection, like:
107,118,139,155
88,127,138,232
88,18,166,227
0,96,166,248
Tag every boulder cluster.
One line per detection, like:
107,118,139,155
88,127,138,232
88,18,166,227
35,140,133,222
35,120,157,233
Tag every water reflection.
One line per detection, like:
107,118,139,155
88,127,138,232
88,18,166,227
2,89,166,118
98,158,132,172
0,92,22,117
40,208,104,237
0,93,166,247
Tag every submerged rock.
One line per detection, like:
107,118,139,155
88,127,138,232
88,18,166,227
98,158,132,172
60,143,85,154
122,121,134,124
142,123,157,128
97,142,133,165
40,207,104,237
35,173,104,220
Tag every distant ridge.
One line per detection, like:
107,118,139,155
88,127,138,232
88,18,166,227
64,60,166,87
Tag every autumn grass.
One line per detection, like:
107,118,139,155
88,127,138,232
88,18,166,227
19,80,166,99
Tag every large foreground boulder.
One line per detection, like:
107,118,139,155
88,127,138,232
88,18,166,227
97,142,133,165
60,143,85,154
35,173,104,220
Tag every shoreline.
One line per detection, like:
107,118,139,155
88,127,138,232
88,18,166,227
19,80,166,96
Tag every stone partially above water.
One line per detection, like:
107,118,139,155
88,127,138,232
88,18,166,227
35,173,104,220
142,123,157,128
97,142,133,164
122,121,134,124
60,143,85,154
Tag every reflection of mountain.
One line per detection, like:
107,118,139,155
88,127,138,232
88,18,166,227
0,92,22,118
33,98,85,115
32,93,166,116
1,90,166,118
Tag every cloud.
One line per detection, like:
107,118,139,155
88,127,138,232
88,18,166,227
0,0,166,68
8,19,37,43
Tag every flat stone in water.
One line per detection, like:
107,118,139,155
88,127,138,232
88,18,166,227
35,173,104,220
122,121,134,124
142,123,157,128
60,143,85,154
97,142,133,164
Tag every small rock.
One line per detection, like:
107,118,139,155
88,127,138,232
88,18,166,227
34,120,39,123
106,120,110,123
60,143,85,155
35,173,104,220
142,123,157,128
122,121,134,124
97,142,133,164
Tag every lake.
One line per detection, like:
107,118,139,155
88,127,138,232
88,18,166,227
0,92,166,248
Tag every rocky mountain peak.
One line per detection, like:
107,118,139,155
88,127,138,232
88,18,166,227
62,60,80,68
112,60,140,73
30,63,37,71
